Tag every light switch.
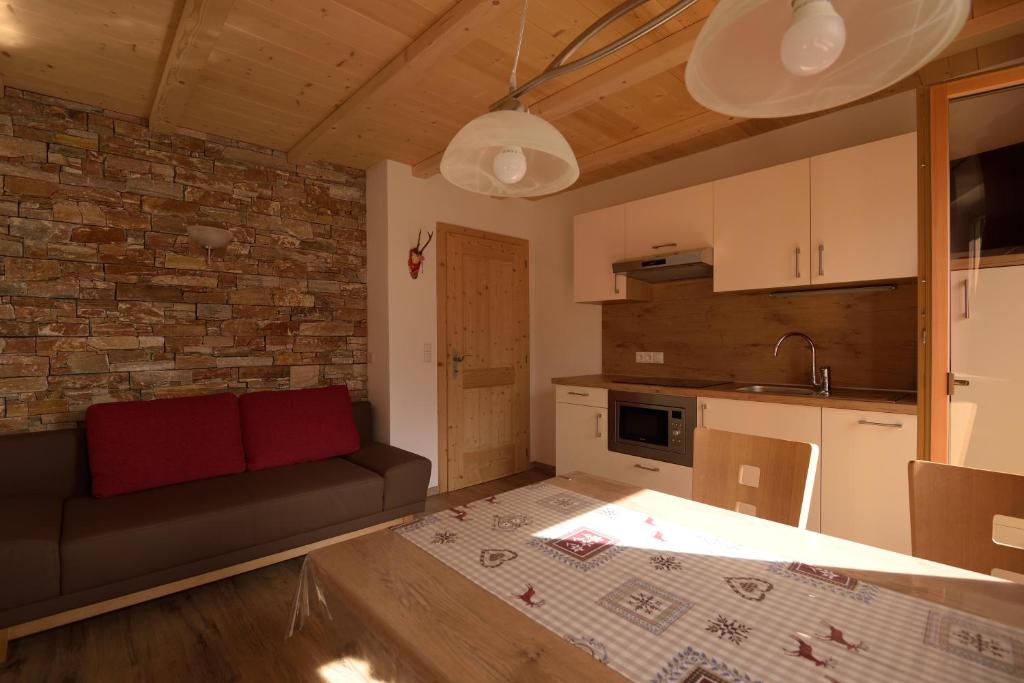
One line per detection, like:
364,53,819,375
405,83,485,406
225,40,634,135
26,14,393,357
423,342,432,363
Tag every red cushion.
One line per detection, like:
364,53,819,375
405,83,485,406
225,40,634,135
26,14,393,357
86,393,246,497
238,385,361,471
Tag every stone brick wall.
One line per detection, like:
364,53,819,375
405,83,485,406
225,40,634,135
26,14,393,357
0,87,367,433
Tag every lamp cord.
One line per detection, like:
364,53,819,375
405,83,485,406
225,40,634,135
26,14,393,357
509,0,529,93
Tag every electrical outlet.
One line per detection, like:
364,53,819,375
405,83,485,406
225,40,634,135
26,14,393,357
652,351,664,364
636,351,665,364
423,342,432,363
635,351,648,363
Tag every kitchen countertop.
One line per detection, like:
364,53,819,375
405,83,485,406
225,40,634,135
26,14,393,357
552,374,918,415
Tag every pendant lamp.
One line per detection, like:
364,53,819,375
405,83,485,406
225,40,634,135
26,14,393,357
440,107,580,198
685,0,970,118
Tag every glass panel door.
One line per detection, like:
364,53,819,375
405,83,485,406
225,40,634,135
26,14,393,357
947,85,1024,473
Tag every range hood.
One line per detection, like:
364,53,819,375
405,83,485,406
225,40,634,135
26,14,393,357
612,248,713,283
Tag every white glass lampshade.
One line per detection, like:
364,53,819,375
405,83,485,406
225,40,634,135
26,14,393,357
685,0,970,118
440,110,580,198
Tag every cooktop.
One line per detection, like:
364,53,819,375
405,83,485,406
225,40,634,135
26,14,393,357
610,376,729,389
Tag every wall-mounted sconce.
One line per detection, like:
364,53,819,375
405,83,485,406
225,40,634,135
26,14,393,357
187,225,232,264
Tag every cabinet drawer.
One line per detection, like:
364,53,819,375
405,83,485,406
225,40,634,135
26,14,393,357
556,385,608,408
586,450,692,499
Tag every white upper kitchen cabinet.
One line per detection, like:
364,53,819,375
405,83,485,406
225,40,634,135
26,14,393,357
821,409,917,554
573,205,649,303
810,133,918,284
624,183,714,259
713,159,811,292
699,397,823,531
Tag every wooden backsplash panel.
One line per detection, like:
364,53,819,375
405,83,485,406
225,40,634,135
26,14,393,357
603,279,917,390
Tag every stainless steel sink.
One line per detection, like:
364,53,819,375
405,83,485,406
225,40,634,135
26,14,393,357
734,384,915,403
735,384,820,397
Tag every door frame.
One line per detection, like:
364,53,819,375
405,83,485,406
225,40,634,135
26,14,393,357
435,222,530,493
921,64,1024,463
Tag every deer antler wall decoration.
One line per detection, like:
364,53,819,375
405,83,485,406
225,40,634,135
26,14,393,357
408,229,434,279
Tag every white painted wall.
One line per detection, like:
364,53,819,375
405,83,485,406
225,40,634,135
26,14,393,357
367,90,917,487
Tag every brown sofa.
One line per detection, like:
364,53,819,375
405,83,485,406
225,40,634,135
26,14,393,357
0,400,430,638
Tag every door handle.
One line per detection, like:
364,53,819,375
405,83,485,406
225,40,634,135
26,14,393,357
963,280,971,319
818,243,824,277
613,273,621,295
795,246,801,279
451,351,472,377
947,372,971,395
595,413,603,438
651,242,677,250
634,463,660,472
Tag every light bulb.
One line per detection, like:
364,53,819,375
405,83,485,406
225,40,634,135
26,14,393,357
492,146,527,185
780,0,846,77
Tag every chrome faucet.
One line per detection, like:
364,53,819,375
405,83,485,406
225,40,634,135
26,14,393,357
773,332,831,395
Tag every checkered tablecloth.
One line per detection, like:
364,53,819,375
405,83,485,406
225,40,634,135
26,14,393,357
393,481,1024,683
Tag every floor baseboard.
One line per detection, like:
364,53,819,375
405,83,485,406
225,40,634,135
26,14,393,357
530,461,555,476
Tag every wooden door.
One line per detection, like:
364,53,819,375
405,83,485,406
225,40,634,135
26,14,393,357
821,408,917,554
573,205,628,303
924,65,1024,463
810,133,918,284
623,183,714,259
713,159,811,292
440,226,529,491
699,397,822,531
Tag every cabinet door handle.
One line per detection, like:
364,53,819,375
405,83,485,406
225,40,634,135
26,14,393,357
613,273,621,295
651,242,677,250
963,280,970,319
700,402,707,427
634,463,661,472
818,243,824,277
795,246,801,279
595,413,603,438
567,391,590,397
857,419,903,428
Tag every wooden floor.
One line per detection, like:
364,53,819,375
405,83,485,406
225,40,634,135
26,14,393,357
0,469,550,683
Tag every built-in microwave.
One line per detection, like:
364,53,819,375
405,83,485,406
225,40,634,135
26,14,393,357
608,391,697,467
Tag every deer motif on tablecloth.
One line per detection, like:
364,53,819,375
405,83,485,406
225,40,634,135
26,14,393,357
816,622,868,652
513,584,546,607
785,636,836,668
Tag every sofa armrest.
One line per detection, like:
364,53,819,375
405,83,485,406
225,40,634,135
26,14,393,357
345,443,431,510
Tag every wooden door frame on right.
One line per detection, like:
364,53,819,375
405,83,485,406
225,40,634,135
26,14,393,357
435,222,531,493
919,64,1024,463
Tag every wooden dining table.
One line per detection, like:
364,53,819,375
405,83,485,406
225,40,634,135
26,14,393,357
301,473,1024,682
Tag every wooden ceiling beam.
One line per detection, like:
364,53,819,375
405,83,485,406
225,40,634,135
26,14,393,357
411,1,1024,181
410,0,716,179
287,0,510,166
149,0,236,134
940,2,1024,56
577,110,740,175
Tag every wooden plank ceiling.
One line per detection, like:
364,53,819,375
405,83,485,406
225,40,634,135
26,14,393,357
2,0,1024,190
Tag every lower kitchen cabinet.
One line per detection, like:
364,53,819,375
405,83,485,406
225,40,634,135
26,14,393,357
555,401,609,477
555,390,919,552
555,389,692,499
821,409,917,554
699,397,823,532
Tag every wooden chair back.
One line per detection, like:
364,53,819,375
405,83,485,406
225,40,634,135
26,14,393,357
692,427,819,529
909,461,1024,578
